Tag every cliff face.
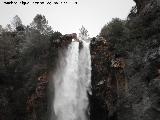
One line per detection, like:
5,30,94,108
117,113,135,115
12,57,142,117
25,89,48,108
90,37,127,120
0,0,160,120
90,0,160,120
25,34,73,120
123,0,160,119
0,33,73,120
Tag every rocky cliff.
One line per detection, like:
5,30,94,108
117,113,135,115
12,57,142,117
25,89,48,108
0,0,160,120
25,34,73,120
90,0,160,120
90,36,127,120
0,33,73,120
122,0,160,120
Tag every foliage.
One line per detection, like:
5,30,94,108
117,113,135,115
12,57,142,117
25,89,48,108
99,2,160,75
30,14,53,35
0,25,2,33
11,15,23,30
4,24,13,32
100,18,129,53
50,31,62,41
79,25,89,40
100,18,124,39
0,14,61,120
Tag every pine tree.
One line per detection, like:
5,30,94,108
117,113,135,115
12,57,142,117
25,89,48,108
30,14,53,35
11,15,23,30
79,25,89,40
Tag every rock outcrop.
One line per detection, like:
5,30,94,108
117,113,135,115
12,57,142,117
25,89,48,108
90,36,127,120
0,32,75,120
90,1,160,120
121,0,160,120
1,0,160,120
27,72,48,120
25,34,75,120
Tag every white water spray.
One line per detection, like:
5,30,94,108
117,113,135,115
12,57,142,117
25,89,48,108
52,40,91,120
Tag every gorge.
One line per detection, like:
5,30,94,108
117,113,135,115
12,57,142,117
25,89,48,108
0,0,160,120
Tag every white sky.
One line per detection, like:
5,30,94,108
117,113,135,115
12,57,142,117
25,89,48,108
0,0,135,37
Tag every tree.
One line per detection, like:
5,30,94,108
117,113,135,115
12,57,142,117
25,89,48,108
4,24,13,32
100,18,125,40
11,15,22,30
79,26,89,40
0,25,2,31
0,25,3,33
0,31,18,79
50,31,62,40
30,14,53,35
100,18,129,53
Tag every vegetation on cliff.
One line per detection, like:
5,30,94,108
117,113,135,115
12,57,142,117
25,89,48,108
0,14,62,120
95,0,160,119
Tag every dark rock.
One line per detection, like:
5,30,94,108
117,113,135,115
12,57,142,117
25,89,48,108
90,36,127,120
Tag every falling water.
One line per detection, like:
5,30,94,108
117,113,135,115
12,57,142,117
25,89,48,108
52,39,91,120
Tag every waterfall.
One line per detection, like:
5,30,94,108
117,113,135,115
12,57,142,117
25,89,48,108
52,40,91,120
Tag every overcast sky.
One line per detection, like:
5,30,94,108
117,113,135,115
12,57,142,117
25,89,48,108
0,0,135,36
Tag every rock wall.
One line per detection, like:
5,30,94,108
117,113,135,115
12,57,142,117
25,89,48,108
90,37,127,120
25,34,73,120
0,33,73,120
90,0,160,120
121,0,160,119
26,72,48,120
1,1,160,120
